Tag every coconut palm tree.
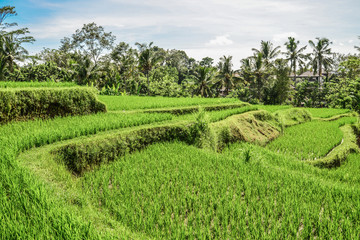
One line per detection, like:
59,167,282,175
283,37,308,85
252,40,281,66
216,55,240,96
135,42,161,95
193,66,215,97
0,33,28,73
240,53,271,100
308,37,334,82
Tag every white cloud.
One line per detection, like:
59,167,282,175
206,35,234,47
273,32,298,43
21,0,360,59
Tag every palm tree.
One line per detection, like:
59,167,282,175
241,53,271,100
216,55,240,96
283,37,308,85
252,40,281,66
308,37,334,83
193,66,215,97
0,33,28,74
135,42,161,95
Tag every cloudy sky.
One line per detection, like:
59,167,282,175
3,0,360,65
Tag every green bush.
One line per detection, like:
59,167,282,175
0,87,106,123
189,107,217,150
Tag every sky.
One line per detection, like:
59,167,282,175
2,0,360,66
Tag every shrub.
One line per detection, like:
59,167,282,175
0,87,106,123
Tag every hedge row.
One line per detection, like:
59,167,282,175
0,87,106,123
53,123,194,175
142,102,250,115
53,110,286,175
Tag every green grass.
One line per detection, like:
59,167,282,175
0,81,79,88
304,107,351,118
1,92,360,239
98,95,241,111
177,105,258,122
273,108,312,127
254,104,292,113
267,117,357,160
0,110,176,238
74,142,360,239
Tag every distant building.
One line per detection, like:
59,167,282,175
289,71,335,89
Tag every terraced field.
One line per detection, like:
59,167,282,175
1,87,360,239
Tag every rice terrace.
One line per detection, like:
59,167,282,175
1,1,360,239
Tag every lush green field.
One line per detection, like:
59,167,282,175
1,94,359,239
98,95,241,111
267,117,357,160
77,142,360,239
304,107,351,118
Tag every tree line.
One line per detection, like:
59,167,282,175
1,5,360,109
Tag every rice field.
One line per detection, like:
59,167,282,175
267,117,357,160
1,93,359,239
98,95,241,111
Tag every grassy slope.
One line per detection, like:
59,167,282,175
0,111,176,239
19,141,360,239
1,94,359,239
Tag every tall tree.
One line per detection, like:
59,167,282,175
0,6,34,80
165,49,189,84
0,34,28,73
135,42,162,95
241,53,271,101
216,55,240,96
58,23,115,85
199,57,214,68
252,40,281,66
61,23,116,66
111,42,138,92
308,37,334,82
283,37,308,85
193,66,215,97
270,59,291,104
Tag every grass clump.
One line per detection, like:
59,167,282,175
212,110,282,148
189,107,217,150
273,108,312,127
